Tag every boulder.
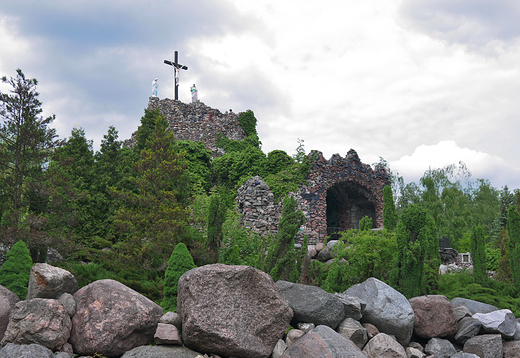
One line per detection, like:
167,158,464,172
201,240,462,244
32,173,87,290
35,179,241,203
155,323,182,345
514,322,520,340
0,298,71,351
451,297,498,315
406,347,426,358
56,293,76,317
296,322,315,333
455,317,482,343
276,280,345,329
362,323,379,339
343,277,414,346
334,293,365,320
473,309,517,338
453,305,472,322
0,343,54,358
503,340,520,358
0,285,20,340
281,325,365,358
362,333,406,358
178,264,292,358
120,345,202,358
286,329,305,346
451,354,480,358
409,295,457,339
424,337,456,358
272,339,287,358
316,240,338,262
26,263,78,299
159,311,182,331
337,318,368,349
69,279,163,357
463,334,503,358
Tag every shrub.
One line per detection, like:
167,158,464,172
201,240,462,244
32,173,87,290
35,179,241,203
162,243,196,312
0,240,33,299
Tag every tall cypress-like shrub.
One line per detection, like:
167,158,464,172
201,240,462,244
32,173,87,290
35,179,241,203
470,225,486,284
507,205,520,291
390,205,439,298
264,196,305,282
207,194,226,263
0,240,33,299
162,242,196,312
383,185,398,231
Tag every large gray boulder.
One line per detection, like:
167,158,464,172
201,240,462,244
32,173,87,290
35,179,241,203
363,333,406,358
463,334,503,358
343,277,414,346
473,309,517,338
334,293,364,320
276,280,345,329
316,240,338,262
0,298,71,351
281,325,366,358
409,295,457,339
0,343,54,358
69,279,163,357
26,263,78,300
455,317,482,343
0,286,20,341
178,264,293,358
424,337,456,358
451,297,498,315
120,345,202,358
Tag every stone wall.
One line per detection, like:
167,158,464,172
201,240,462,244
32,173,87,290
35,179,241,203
123,97,246,156
237,150,390,245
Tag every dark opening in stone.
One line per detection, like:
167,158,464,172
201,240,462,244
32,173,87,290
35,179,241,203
326,181,376,235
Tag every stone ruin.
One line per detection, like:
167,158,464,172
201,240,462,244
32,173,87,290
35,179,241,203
124,98,390,245
123,97,247,156
237,150,390,245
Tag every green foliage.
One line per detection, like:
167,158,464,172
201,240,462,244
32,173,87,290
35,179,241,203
359,216,372,231
218,209,265,267
162,242,196,312
0,240,33,299
382,185,398,231
391,205,440,298
173,140,212,195
485,242,500,271
135,109,169,153
213,146,267,189
496,229,512,282
207,194,226,262
507,205,520,291
264,196,305,282
238,110,258,137
470,225,486,284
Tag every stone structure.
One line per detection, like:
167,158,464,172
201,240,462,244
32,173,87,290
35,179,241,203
237,150,390,244
123,97,246,156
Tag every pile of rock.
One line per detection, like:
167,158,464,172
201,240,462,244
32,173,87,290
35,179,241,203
0,263,519,358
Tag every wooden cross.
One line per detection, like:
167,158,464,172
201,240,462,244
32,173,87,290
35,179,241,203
164,51,188,100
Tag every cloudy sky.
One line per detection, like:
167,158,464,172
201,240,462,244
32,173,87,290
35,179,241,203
1,0,519,190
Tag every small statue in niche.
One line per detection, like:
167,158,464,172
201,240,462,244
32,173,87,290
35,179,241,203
152,78,158,97
191,84,198,103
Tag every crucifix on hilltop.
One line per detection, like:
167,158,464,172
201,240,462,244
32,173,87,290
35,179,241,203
164,51,188,100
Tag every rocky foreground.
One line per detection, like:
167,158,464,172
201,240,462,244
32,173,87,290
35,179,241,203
0,263,518,358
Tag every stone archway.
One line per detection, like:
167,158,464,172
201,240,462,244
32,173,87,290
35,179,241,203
326,181,376,235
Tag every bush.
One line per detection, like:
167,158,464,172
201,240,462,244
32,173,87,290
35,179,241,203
162,243,196,312
0,240,33,299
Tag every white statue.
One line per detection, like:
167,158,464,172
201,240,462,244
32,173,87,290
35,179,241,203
191,84,198,103
152,78,158,97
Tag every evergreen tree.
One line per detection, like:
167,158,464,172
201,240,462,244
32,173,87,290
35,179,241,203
0,240,33,299
207,194,226,263
359,216,372,231
470,225,486,284
507,205,520,291
264,196,305,282
162,242,196,312
390,205,440,298
0,69,61,231
383,185,398,231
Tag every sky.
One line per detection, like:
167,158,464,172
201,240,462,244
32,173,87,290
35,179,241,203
0,0,519,190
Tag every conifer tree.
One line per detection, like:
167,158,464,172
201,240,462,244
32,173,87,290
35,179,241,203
359,216,372,231
470,225,486,284
162,242,196,312
390,205,440,298
207,193,226,262
507,205,520,291
264,196,305,282
0,240,33,299
383,185,398,231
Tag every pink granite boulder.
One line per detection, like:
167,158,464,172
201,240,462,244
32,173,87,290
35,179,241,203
69,279,163,356
409,295,457,339
0,285,20,340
